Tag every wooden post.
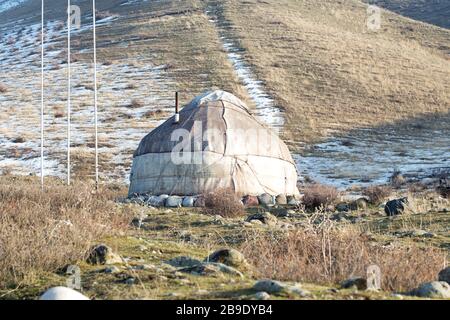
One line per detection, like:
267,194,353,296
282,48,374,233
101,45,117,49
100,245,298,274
174,91,180,124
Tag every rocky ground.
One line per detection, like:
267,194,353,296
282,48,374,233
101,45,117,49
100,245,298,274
1,177,448,300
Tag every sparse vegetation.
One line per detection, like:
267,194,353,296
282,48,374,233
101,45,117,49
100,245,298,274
302,184,339,210
202,188,245,218
0,176,131,287
241,214,446,292
363,185,392,205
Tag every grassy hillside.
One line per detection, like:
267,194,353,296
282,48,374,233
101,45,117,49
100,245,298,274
216,0,450,145
0,0,449,178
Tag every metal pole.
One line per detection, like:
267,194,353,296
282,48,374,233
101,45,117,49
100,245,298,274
40,0,44,190
93,0,99,189
67,0,71,185
174,92,179,123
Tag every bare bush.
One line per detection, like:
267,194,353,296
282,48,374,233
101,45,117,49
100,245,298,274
0,176,131,287
129,99,144,108
302,184,338,210
390,170,406,188
202,188,245,218
241,215,445,292
362,185,392,204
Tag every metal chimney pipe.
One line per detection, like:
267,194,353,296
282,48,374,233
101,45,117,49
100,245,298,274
174,92,180,124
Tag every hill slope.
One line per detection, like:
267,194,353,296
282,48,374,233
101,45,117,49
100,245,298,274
0,0,449,179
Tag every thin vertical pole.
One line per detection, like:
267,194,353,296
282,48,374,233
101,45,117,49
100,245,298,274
174,92,179,124
67,0,71,185
93,0,99,189
40,0,44,190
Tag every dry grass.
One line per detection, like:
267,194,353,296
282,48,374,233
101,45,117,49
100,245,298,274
0,176,131,287
241,214,446,292
202,188,245,218
363,185,393,204
302,184,339,210
221,0,450,144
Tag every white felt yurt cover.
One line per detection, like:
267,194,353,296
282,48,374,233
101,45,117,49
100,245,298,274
129,90,299,197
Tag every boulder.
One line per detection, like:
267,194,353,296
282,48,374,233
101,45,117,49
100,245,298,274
181,262,243,278
258,193,275,206
438,267,450,284
385,197,409,216
341,277,367,290
275,194,287,205
242,195,259,207
254,291,271,300
182,196,195,207
205,248,248,270
287,195,300,206
336,202,350,212
414,281,450,299
246,212,278,226
87,244,122,265
253,280,309,296
166,196,183,207
40,287,89,300
166,256,202,268
147,195,168,207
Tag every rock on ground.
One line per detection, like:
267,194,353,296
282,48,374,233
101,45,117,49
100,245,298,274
87,244,123,265
242,195,259,207
182,196,195,207
258,193,275,206
341,277,367,290
275,194,287,205
246,212,278,226
414,281,450,299
253,280,309,297
166,256,202,268
166,196,183,207
438,267,450,284
385,198,409,216
205,248,248,270
40,287,89,300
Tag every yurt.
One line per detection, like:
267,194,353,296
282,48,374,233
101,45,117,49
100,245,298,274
129,90,299,197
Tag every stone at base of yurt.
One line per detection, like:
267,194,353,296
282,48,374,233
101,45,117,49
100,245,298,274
258,193,275,206
275,194,287,205
182,196,196,207
166,196,183,207
243,195,259,207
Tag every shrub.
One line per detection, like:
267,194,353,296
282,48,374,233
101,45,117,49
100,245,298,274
0,176,131,286
241,216,445,292
362,185,392,204
202,188,245,218
302,184,338,210
129,99,144,108
390,170,406,188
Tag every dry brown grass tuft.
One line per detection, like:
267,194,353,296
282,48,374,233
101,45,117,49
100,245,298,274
241,214,446,292
0,176,131,287
363,185,392,205
202,188,245,218
129,99,144,108
302,184,338,210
